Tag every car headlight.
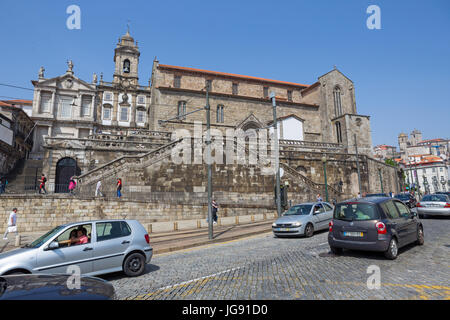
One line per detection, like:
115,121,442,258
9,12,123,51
272,222,277,227
292,222,302,227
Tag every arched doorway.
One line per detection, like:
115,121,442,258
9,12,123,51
55,157,80,193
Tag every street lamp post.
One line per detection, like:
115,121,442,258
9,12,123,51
322,156,329,202
270,92,282,217
205,84,213,240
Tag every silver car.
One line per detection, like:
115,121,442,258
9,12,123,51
417,194,450,218
272,202,334,237
0,219,153,277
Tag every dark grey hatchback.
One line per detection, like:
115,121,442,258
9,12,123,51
328,197,424,259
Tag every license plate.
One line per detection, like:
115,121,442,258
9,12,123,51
276,228,290,231
343,231,364,237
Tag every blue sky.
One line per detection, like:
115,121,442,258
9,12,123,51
0,0,449,147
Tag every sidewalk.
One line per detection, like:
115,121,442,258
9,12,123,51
0,217,275,255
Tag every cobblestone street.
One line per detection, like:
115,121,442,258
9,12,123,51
105,217,450,300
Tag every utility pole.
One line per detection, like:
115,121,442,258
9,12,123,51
205,84,213,240
354,134,362,195
270,92,281,217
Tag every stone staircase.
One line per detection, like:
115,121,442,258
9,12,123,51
280,162,342,200
3,158,43,193
76,139,183,189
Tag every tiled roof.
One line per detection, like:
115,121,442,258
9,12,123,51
158,64,310,88
6,99,32,105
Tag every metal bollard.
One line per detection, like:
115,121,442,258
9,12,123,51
174,222,178,231
235,216,239,225
197,220,201,229
148,224,152,234
15,235,21,247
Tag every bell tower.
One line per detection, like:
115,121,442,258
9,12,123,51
113,29,140,87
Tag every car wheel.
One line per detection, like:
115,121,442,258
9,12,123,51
384,238,398,260
123,253,146,277
330,246,343,255
416,226,424,246
304,224,314,238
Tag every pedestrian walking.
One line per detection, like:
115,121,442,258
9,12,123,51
212,199,219,224
116,178,122,198
316,193,323,202
95,180,103,197
68,177,77,195
0,178,4,194
3,208,18,240
38,174,47,194
357,192,361,198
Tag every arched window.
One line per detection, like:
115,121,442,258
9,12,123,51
216,105,224,123
335,121,342,143
333,86,342,116
123,59,130,73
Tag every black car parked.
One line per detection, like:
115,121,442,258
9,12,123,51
0,274,115,300
394,193,417,208
328,197,424,260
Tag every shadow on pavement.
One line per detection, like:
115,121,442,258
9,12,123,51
212,225,237,239
99,263,160,281
324,241,422,260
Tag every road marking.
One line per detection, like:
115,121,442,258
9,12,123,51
133,266,245,299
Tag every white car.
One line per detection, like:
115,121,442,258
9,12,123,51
272,202,334,237
0,219,152,277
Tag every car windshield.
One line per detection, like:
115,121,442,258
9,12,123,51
283,204,313,216
334,203,380,221
25,226,66,248
421,194,448,202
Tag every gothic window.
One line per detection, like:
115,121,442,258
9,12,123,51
335,121,342,143
120,106,129,121
60,97,72,118
333,86,342,116
40,93,52,113
174,75,181,88
81,96,91,117
123,59,131,73
216,105,224,123
177,101,186,120
232,83,238,95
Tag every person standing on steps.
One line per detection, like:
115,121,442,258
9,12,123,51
116,178,122,199
95,180,103,197
39,174,47,194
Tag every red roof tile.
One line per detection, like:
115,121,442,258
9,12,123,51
158,64,310,88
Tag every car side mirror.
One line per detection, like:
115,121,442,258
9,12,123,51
45,241,59,251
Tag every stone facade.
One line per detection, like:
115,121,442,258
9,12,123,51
0,101,34,176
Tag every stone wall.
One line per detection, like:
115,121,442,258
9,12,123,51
0,195,275,233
